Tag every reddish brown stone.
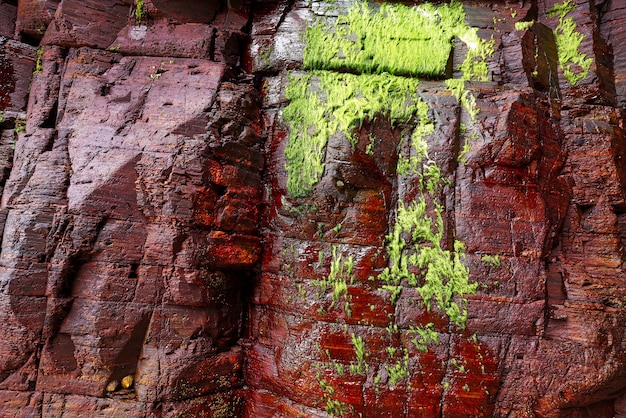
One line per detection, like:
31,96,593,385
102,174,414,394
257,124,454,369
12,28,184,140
1,0,626,416
0,40,36,111
110,21,215,59
0,390,43,416
602,1,626,107
15,0,57,41
0,0,263,411
0,2,17,38
42,0,130,49
149,0,219,24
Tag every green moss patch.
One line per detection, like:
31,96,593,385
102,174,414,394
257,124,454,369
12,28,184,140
304,1,490,79
379,198,476,329
282,0,493,404
547,0,593,85
283,71,425,197
284,0,493,197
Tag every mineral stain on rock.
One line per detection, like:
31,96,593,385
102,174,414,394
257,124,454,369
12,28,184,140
1,0,626,417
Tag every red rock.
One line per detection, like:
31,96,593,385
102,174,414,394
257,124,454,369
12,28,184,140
1,0,626,416
42,0,130,49
0,40,36,111
15,0,57,41
110,22,215,59
0,390,42,416
244,388,330,418
602,1,626,107
160,390,245,418
0,2,17,38
149,0,219,24
41,392,149,416
0,0,262,411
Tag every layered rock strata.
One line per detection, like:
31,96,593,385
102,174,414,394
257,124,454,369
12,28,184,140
247,0,626,417
0,0,626,417
1,0,261,416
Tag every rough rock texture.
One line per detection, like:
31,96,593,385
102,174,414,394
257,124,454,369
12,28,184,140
1,0,260,416
1,0,626,417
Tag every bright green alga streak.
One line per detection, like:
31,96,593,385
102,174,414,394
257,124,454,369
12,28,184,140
379,198,477,329
547,0,593,85
283,0,493,197
305,0,491,79
304,1,464,77
283,71,426,197
285,1,489,398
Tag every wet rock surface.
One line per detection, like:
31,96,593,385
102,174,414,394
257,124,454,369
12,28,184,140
0,0,625,417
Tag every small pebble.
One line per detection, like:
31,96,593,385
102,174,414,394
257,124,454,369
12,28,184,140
121,375,134,389
106,380,119,392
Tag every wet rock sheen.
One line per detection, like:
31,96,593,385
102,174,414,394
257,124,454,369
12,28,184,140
1,0,626,417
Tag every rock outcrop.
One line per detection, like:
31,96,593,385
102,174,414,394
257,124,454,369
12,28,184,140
1,1,260,416
1,0,626,417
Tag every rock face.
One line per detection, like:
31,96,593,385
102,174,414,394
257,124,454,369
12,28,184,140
1,1,259,416
1,0,626,417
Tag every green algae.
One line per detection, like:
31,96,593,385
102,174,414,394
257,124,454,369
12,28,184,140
305,1,492,79
378,198,476,329
325,245,353,306
305,1,459,77
457,30,495,82
284,0,493,406
349,333,367,375
446,78,479,121
515,20,534,31
283,71,424,197
481,254,501,268
446,78,480,164
410,323,439,353
283,0,495,197
33,47,44,75
385,357,410,387
547,0,593,85
134,0,145,23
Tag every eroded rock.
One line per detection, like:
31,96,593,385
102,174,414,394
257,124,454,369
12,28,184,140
1,0,626,416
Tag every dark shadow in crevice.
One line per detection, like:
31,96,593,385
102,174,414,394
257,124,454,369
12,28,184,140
106,313,152,398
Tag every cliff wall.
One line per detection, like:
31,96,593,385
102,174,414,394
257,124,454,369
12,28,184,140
0,0,626,417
